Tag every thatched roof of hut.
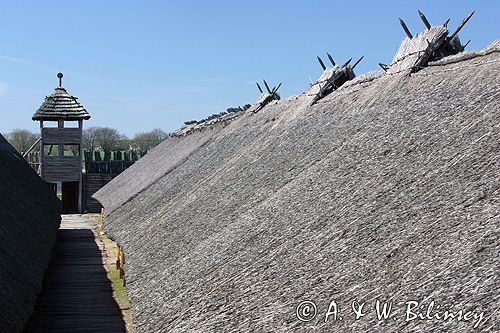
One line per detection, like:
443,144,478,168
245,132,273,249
94,43,499,332
32,87,90,121
0,134,61,332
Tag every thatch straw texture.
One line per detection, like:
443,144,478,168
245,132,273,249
0,134,61,332
429,40,500,66
96,47,499,332
388,26,448,75
32,87,90,121
93,129,222,213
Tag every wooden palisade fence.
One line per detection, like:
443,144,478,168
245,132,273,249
83,150,146,212
84,150,146,174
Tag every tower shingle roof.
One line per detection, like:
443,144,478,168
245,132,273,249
32,87,90,121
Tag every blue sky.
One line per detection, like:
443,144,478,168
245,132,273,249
0,1,498,137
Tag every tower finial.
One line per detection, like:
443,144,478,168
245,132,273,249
57,72,63,87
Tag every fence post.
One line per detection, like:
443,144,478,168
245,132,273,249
115,243,126,286
100,208,104,229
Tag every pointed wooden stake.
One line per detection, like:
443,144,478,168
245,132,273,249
352,56,364,70
342,58,352,68
256,82,263,93
317,56,327,70
263,80,272,94
327,53,336,67
399,18,413,39
418,10,431,30
449,11,474,40
272,83,282,93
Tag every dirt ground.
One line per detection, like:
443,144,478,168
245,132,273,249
87,213,134,333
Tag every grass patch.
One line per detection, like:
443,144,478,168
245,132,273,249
96,224,131,308
89,214,133,332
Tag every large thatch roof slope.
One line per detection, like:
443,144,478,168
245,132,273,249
0,134,61,332
93,128,224,213
97,45,499,332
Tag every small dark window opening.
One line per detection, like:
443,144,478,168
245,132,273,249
63,145,80,157
43,144,58,157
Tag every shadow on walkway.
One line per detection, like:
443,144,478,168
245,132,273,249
24,222,126,332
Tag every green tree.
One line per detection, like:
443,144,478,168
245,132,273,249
84,126,126,152
6,129,39,153
132,128,167,151
82,127,97,151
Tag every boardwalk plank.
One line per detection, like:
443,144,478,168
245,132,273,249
23,215,126,333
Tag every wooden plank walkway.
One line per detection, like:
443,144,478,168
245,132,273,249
24,215,126,332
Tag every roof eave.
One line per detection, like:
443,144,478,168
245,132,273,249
32,114,91,121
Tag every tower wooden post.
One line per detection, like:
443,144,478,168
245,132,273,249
32,73,91,213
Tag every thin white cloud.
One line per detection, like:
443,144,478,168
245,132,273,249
0,54,56,72
0,54,91,80
0,81,9,97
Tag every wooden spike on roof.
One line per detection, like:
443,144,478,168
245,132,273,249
399,18,413,39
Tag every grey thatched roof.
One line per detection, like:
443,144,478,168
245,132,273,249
0,134,61,332
32,87,90,121
387,26,449,74
95,45,499,332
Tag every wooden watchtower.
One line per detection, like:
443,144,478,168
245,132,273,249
32,73,90,213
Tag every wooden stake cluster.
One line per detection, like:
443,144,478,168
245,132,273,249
174,10,476,127
389,10,475,74
308,52,364,105
251,79,282,113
